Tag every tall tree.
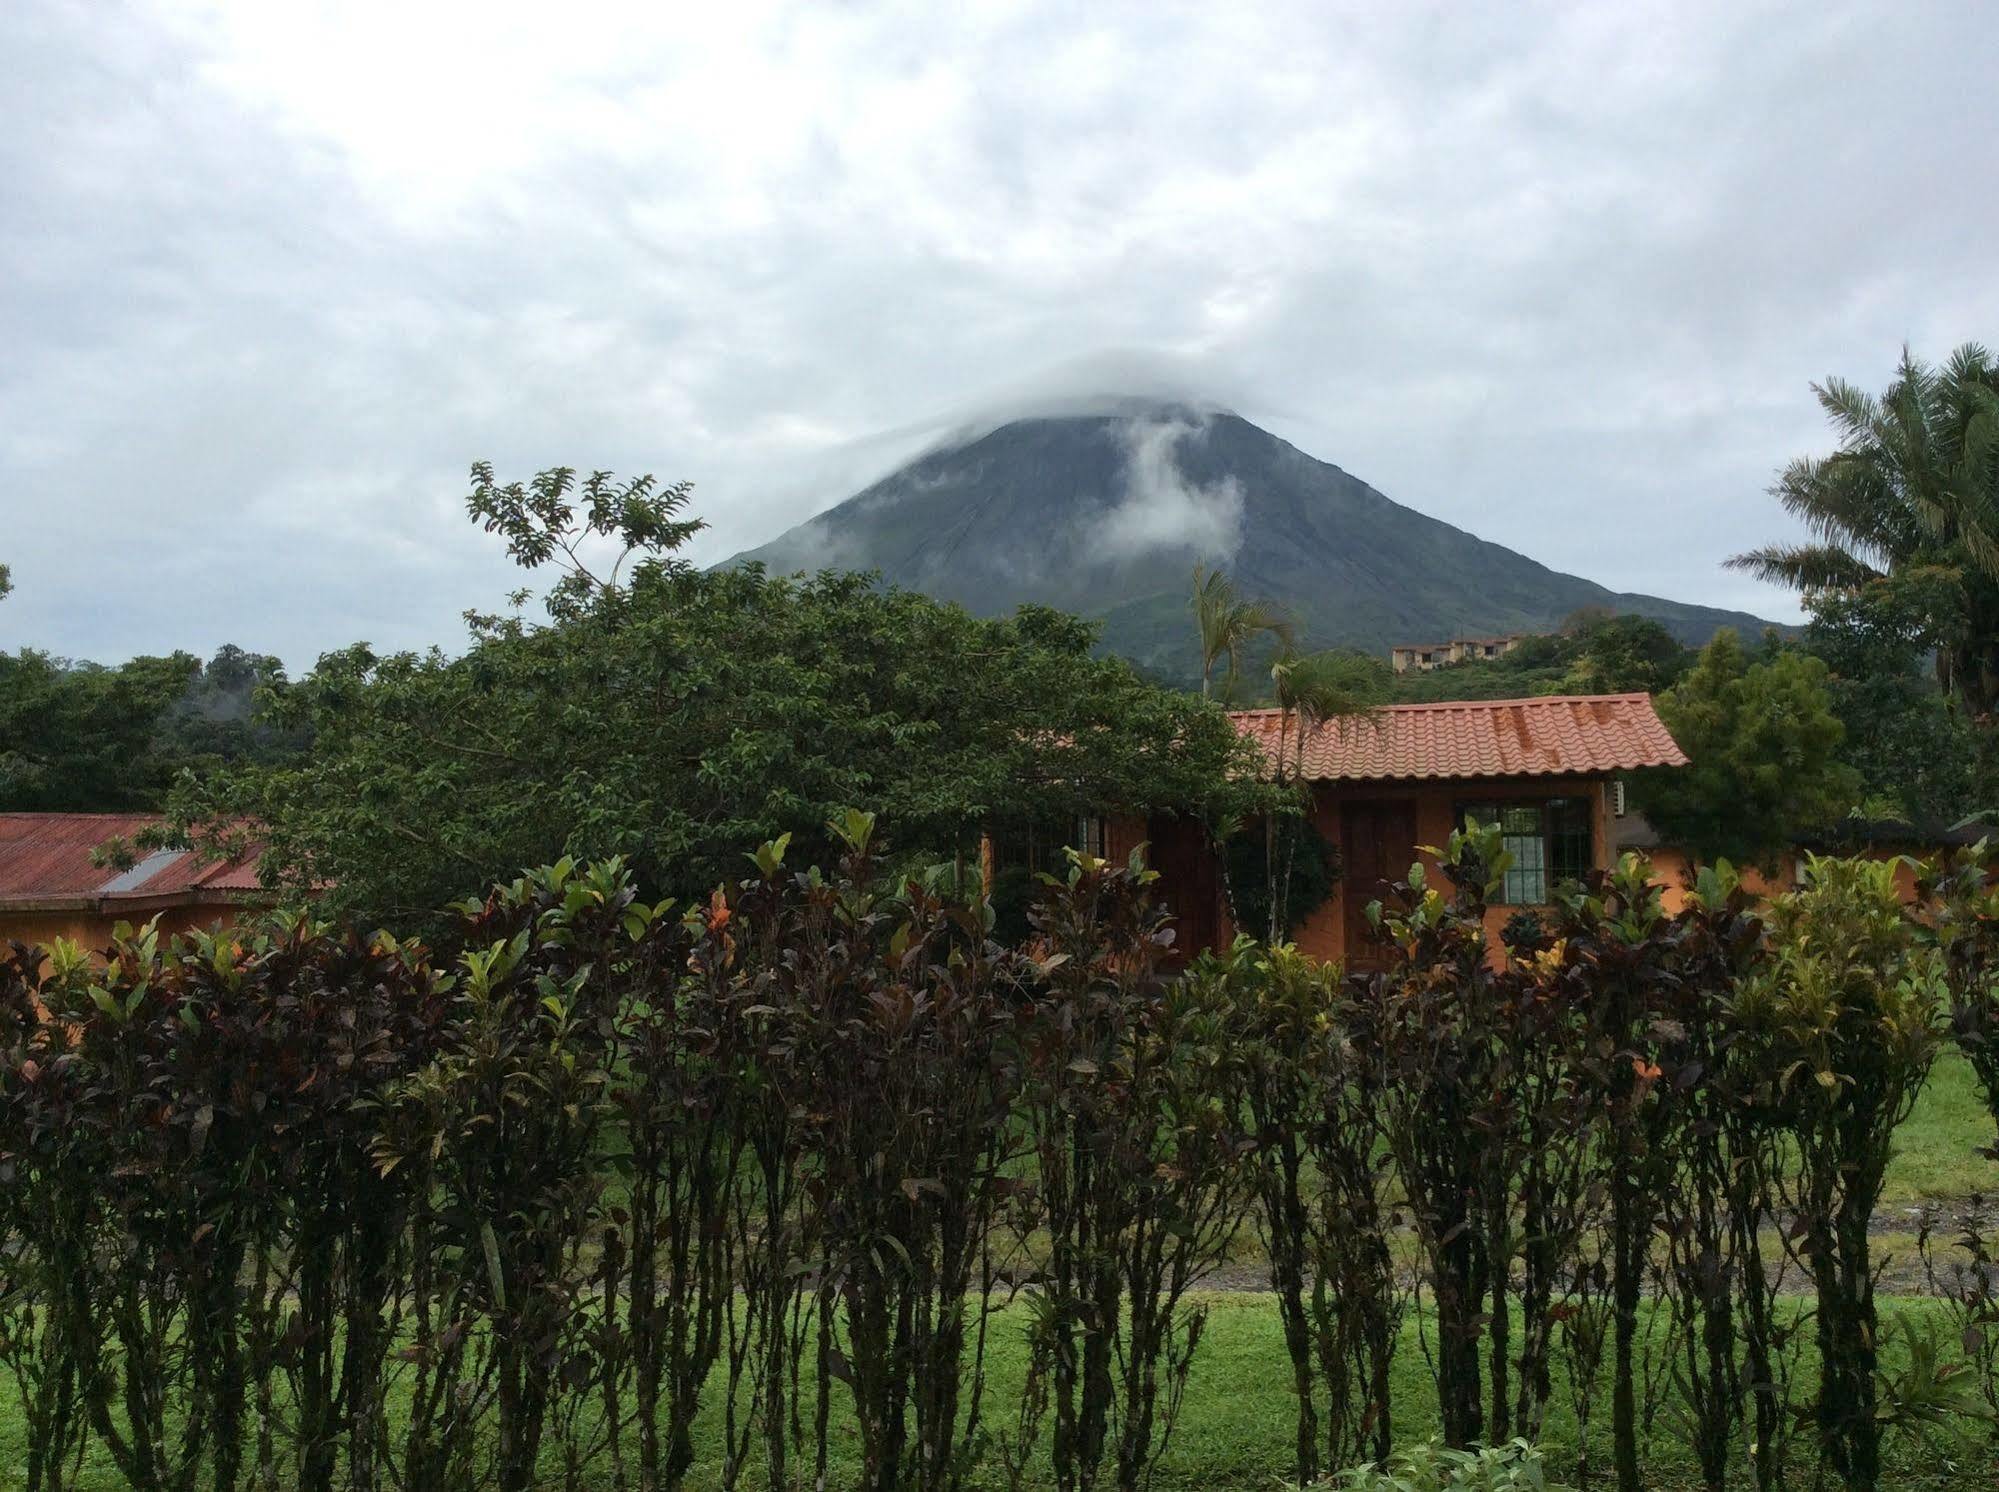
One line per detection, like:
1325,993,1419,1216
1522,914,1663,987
1191,565,1292,701
1802,578,1974,826
1729,343,1999,713
1636,630,1858,864
0,650,202,811
181,466,1265,930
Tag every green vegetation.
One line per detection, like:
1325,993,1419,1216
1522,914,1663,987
1730,342,1999,720
1884,1049,1999,1203
0,1298,1980,1491
173,466,1265,931
14,820,1999,1491
1732,341,1999,814
1804,580,1977,827
1637,630,1858,864
0,643,293,812
1191,563,1292,701
1384,612,1697,704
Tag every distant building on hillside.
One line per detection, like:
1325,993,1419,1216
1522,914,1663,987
1389,635,1522,673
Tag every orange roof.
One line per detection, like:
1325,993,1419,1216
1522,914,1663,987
1229,693,1687,782
0,813,265,911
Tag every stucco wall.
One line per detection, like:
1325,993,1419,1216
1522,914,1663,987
1280,776,1611,965
1642,844,1927,913
0,904,247,959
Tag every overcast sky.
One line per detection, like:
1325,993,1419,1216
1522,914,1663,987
4,0,1994,668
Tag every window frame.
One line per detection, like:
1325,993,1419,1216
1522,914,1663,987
992,813,1110,878
1454,795,1595,906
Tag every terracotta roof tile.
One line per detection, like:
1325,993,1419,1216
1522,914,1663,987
1229,693,1687,782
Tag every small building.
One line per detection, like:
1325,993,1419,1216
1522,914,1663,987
1389,635,1522,673
1142,693,1688,967
0,813,266,953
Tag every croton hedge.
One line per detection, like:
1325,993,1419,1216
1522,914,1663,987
3,824,1999,1492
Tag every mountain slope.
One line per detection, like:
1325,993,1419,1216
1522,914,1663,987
728,403,1776,682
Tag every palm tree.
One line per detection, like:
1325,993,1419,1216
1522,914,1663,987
1264,647,1383,942
1192,566,1293,701
1729,343,1999,711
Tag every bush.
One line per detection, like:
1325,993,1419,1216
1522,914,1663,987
1329,1438,1568,1491
1226,818,1342,939
3,838,1996,1490
1733,855,1947,1491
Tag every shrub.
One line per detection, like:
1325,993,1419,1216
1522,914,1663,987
1733,855,1948,1490
1329,1437,1568,1491
1201,937,1400,1481
1007,848,1254,1492
1226,819,1342,941
1365,823,1528,1449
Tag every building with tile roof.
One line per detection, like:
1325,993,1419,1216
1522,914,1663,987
1131,693,1687,967
0,813,268,952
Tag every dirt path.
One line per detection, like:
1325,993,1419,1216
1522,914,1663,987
1188,1195,1997,1295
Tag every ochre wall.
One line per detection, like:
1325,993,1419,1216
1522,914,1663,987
1282,776,1610,965
1120,777,1614,968
0,904,247,959
1644,845,1925,913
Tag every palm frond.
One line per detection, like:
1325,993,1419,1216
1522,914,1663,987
1724,542,1882,590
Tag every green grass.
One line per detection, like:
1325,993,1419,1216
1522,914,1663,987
1882,1048,1999,1206
8,1294,1989,1490
7,1059,1990,1487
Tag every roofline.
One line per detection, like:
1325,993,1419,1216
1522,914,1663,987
1228,692,1658,716
0,887,272,916
1295,768,1629,785
0,811,174,821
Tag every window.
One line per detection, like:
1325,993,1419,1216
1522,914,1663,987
1456,797,1594,904
1074,814,1108,858
992,814,1109,877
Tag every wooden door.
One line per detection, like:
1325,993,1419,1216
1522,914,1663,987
1341,799,1417,968
1148,813,1219,960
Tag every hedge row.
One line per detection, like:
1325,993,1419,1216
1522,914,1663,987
3,815,1998,1492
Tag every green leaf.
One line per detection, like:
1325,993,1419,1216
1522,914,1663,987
480,1220,506,1311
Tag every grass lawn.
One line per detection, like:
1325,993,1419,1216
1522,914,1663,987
8,1294,1990,1491
1881,1048,1999,1206
7,1057,1989,1488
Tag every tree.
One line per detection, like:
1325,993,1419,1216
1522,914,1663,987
1729,343,1999,715
1563,613,1691,695
182,466,1265,931
0,562,11,601
1636,629,1858,863
1801,578,1974,826
1191,566,1292,701
1733,858,1945,1491
0,645,301,813
0,649,201,811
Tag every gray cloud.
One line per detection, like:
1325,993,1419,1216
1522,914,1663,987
3,0,1996,667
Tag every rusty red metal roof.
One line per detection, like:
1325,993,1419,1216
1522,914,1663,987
1229,693,1688,782
0,814,264,908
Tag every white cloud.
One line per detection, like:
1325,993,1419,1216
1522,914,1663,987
2,0,1996,665
1091,418,1245,562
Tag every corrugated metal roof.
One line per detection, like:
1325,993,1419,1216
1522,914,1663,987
1229,693,1688,782
0,814,264,904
